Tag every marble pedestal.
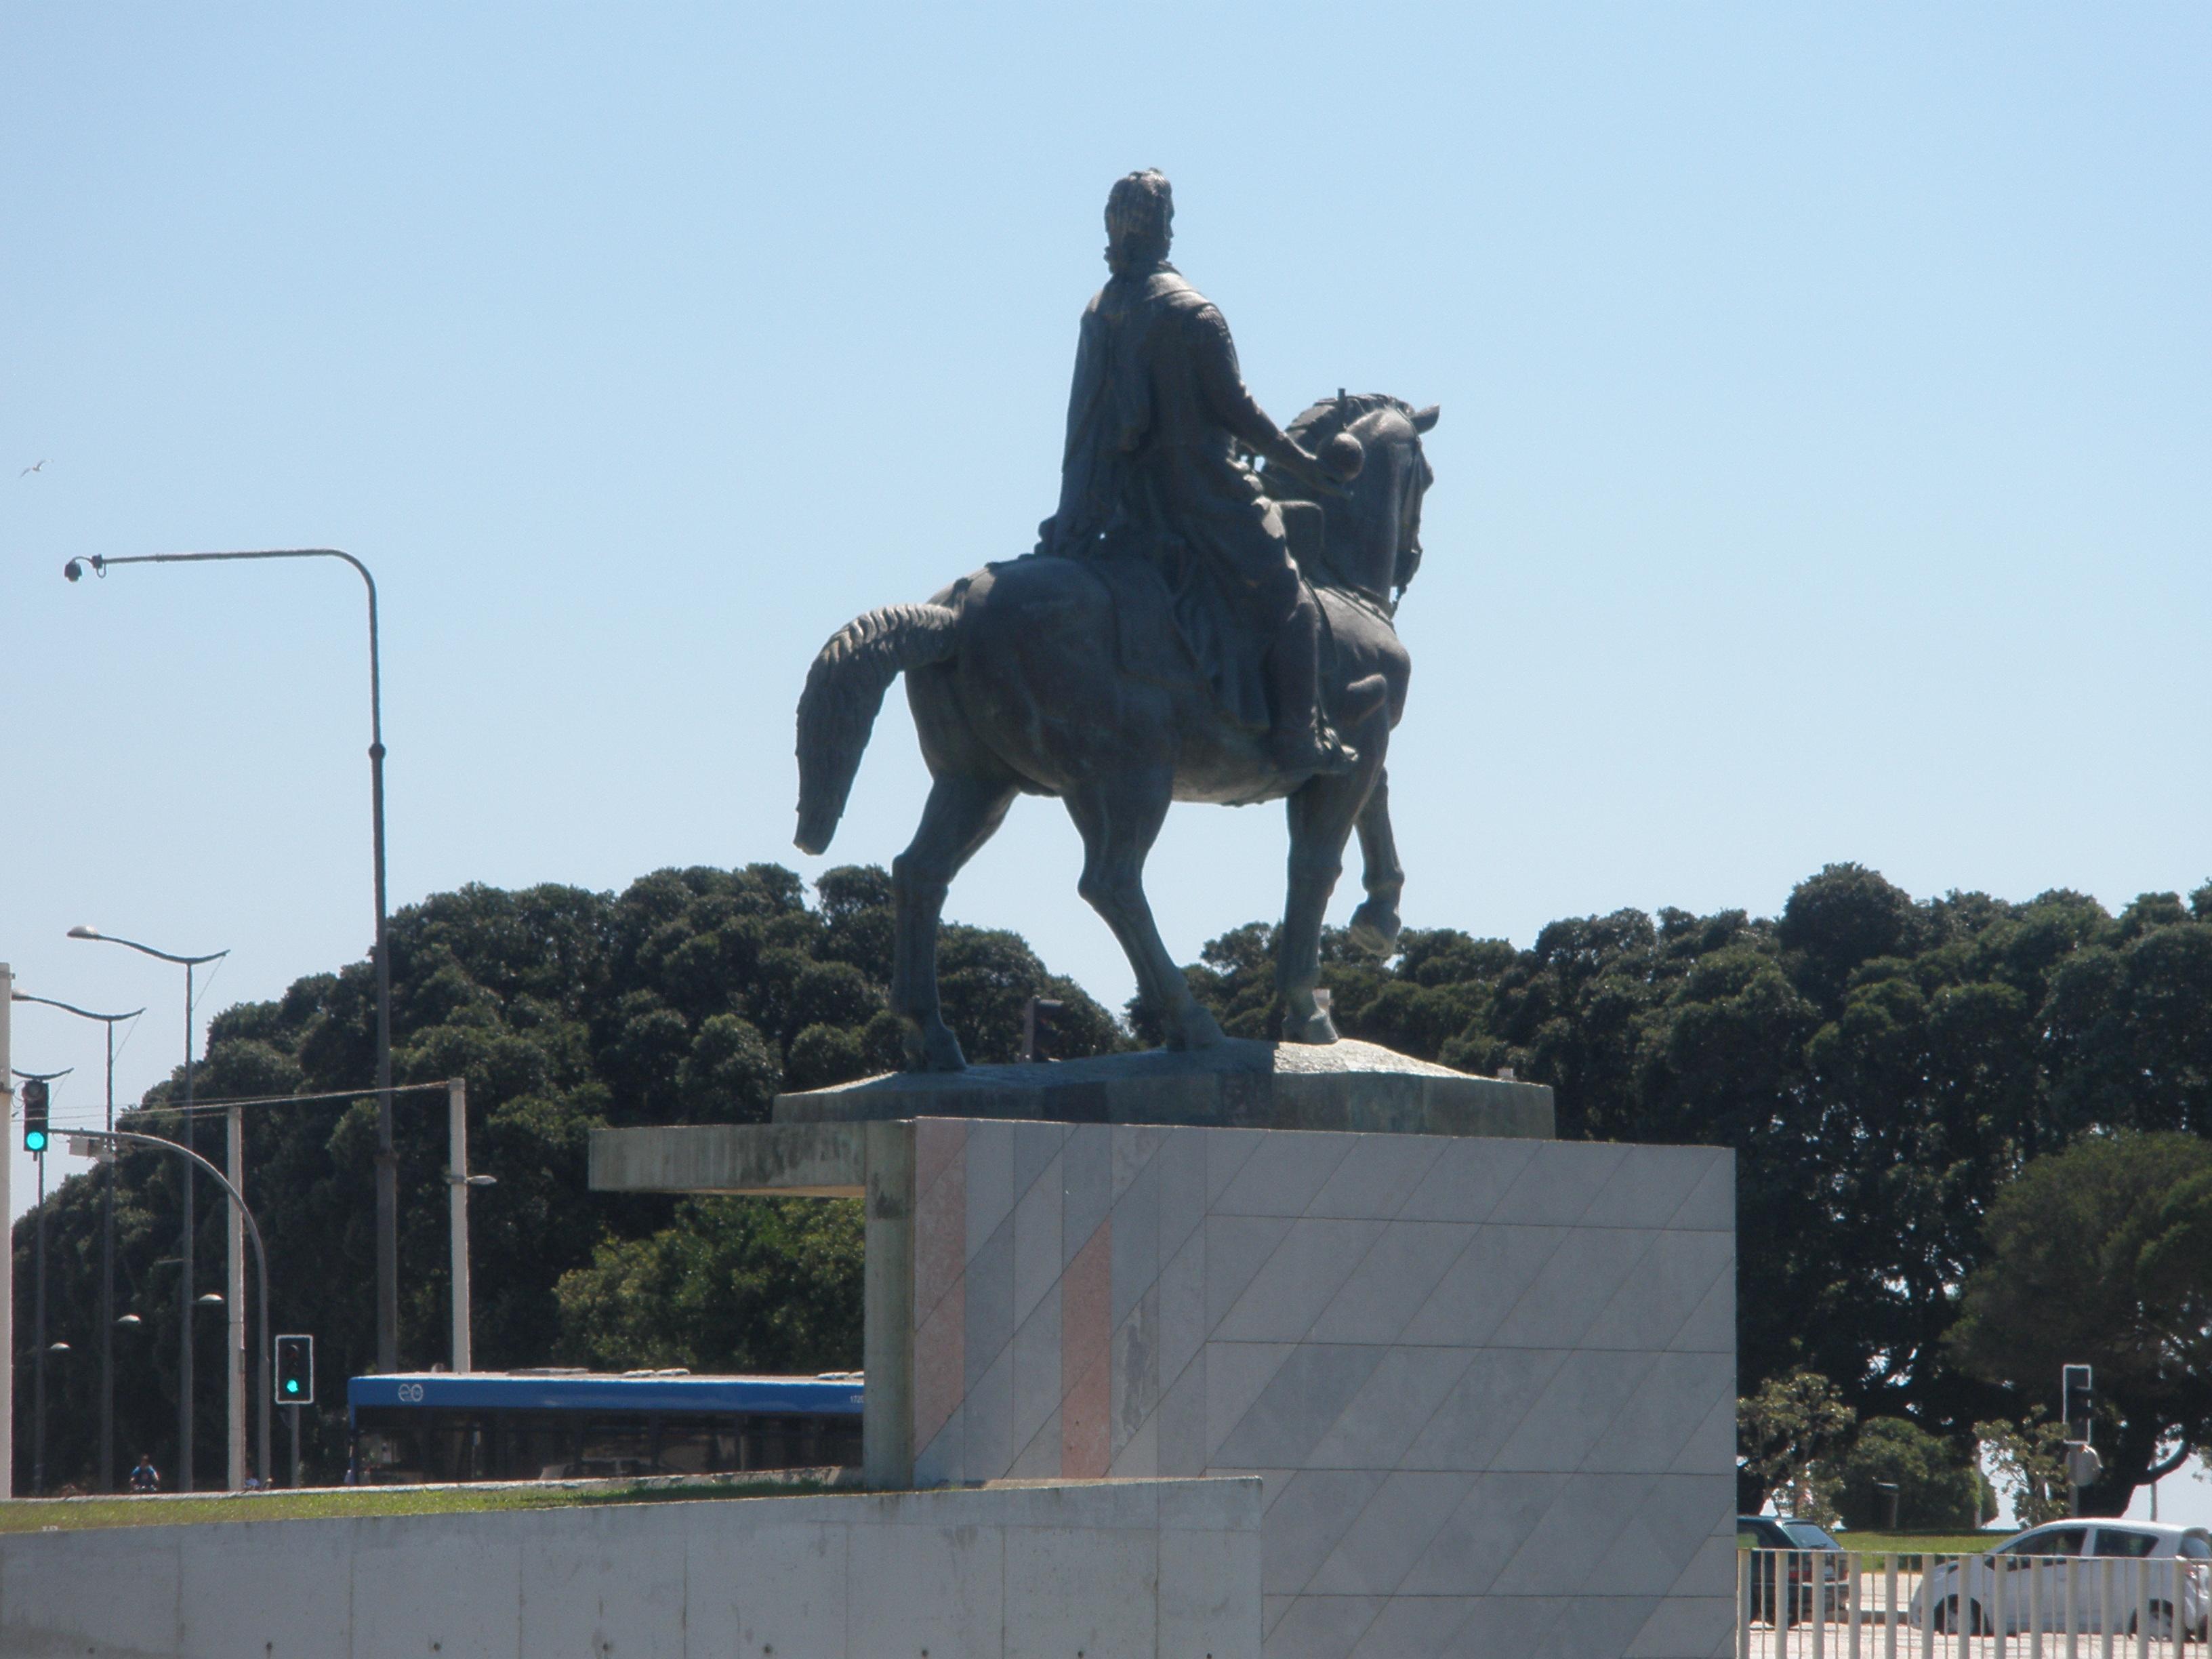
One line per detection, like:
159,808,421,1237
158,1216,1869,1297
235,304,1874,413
590,1047,1734,1659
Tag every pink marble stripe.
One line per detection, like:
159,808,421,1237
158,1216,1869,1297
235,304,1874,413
912,1274,965,1456
912,1121,968,1325
1060,1216,1112,1479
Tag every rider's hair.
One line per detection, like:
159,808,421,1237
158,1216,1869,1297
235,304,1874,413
1105,170,1173,270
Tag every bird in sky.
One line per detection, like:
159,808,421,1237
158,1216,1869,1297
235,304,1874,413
20,459,47,476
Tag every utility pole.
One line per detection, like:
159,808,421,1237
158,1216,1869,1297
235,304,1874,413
447,1078,493,1374
1,962,15,1498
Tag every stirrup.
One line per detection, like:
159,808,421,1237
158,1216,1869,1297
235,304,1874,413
1273,724,1360,777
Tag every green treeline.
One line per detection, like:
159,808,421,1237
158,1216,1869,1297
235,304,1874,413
14,859,2212,1511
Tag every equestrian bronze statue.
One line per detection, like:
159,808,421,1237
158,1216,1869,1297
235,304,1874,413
796,170,1439,1071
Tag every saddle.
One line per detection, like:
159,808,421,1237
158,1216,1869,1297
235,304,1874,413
1082,499,1332,733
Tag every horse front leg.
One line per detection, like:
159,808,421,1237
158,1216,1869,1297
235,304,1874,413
1347,766,1405,958
1064,773,1227,1052
1277,769,1376,1043
891,771,1019,1071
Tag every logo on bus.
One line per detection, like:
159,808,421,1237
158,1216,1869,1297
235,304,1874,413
397,1382,426,1403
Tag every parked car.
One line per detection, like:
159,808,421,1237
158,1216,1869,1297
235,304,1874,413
1910,1520,2212,1638
1739,1515,1845,1626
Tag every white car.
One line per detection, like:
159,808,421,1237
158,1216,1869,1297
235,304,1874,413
1912,1520,2212,1639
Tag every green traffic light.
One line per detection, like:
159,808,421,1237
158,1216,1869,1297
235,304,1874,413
24,1130,46,1152
285,1379,300,1395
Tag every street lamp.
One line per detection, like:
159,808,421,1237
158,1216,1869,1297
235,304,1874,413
12,1065,71,1496
9,991,142,1492
66,928,227,1493
65,548,398,1378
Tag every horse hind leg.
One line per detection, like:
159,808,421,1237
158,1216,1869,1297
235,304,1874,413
1347,766,1405,958
1278,767,1378,1043
892,771,1019,1071
1064,775,1227,1053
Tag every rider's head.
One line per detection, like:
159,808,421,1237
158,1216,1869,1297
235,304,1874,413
1105,169,1173,274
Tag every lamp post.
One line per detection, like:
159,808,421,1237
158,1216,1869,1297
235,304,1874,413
66,548,397,1378
66,928,227,1492
73,1127,272,1494
12,1065,71,1496
9,992,141,1492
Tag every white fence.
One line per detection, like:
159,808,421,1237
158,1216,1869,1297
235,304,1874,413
1740,1551,2210,1659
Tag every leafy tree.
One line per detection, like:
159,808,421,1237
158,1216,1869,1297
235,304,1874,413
1975,1411,2075,1527
1740,1368,1857,1522
1834,1417,1988,1532
1949,1131,2212,1513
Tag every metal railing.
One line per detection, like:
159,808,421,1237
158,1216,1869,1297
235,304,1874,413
1739,1551,2209,1659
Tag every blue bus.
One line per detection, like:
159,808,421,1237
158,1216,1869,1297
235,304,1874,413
346,1370,864,1483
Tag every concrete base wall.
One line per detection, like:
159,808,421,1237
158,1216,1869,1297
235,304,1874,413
0,1478,1261,1659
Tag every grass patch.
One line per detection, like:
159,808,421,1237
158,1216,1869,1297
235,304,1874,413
1832,1530,2014,1557
0,1472,846,1534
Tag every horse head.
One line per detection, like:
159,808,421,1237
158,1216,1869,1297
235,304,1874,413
1275,393,1439,609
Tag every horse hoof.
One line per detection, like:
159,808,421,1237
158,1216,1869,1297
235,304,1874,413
1347,901,1401,958
1166,1007,1228,1052
903,1021,968,1073
1284,1009,1340,1045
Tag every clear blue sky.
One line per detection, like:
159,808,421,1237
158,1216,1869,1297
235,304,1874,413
2,1,2207,1461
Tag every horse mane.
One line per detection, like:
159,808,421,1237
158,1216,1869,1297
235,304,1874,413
1273,393,1431,600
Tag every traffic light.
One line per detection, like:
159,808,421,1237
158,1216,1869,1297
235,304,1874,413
274,1334,314,1405
22,1079,49,1153
2062,1364,2094,1443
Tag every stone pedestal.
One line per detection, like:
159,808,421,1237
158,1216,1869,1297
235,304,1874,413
590,1046,1735,1659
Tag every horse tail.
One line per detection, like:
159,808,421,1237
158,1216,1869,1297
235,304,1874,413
794,602,960,855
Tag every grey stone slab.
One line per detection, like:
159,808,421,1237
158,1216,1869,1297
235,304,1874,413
1435,1591,1572,1659
1215,1343,1388,1469
1668,1258,1736,1353
1494,1470,1655,1595
1307,1470,1472,1597
1007,1404,1063,1478
1113,1281,1162,1461
1208,1126,1267,1205
687,1519,848,1659
1158,1126,1209,1263
1583,1228,1736,1351
1112,1396,1160,1478
1214,1130,1358,1216
1664,1525,1740,1601
1111,1149,1163,1329
1155,1343,1208,1476
1305,1132,1450,1219
1625,1594,1736,1659
1261,1469,1386,1597
1488,1225,1655,1349
1063,1124,1112,1265
1004,1524,1158,1659
913,1401,964,1486
1205,1213,1296,1330
1348,1594,1483,1658
1011,1150,1063,1329
1265,1595,1297,1640
1667,1152,1735,1233
1267,1594,1387,1659
1398,1136,1540,1223
1160,1515,1266,1659
1581,1351,1734,1475
1491,1349,1660,1473
1010,1280,1062,1458
1156,1223,1208,1397
1113,1122,1168,1197
1307,1345,1478,1471
1667,1388,1737,1477
772,1037,1554,1137
964,1337,1016,1480
1399,1225,1568,1347
1308,1220,1474,1345
1488,1141,1629,1225
178,1520,351,1659
965,1118,1017,1262
1582,1144,1719,1229
1595,1475,1735,1597
588,1121,866,1196
1012,1117,1069,1197
1207,1341,1296,1462
1401,1471,1568,1595
1401,1348,1571,1472
1536,1595,1670,1659
842,1511,1006,1659
518,1519,688,1659
1216,1217,1385,1343
964,1208,1017,1390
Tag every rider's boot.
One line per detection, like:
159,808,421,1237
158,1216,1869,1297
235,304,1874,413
1267,598,1359,776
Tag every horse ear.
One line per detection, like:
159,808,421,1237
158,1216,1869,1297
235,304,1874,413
1412,404,1441,432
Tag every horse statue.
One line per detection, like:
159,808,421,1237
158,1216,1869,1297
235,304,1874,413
794,392,1439,1071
